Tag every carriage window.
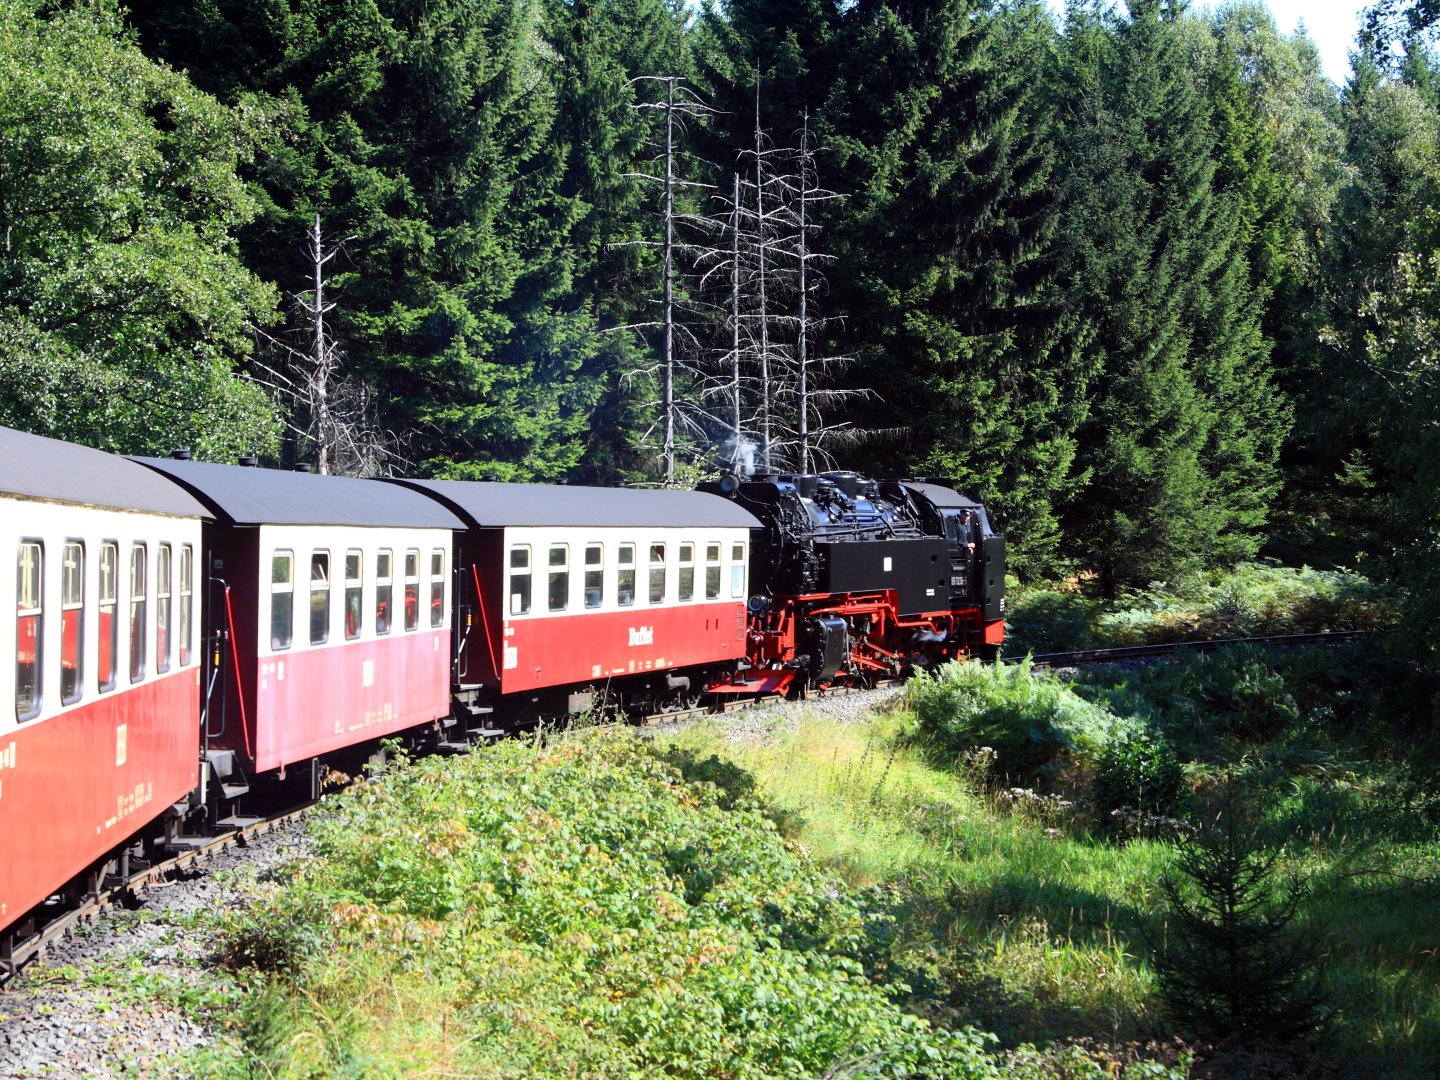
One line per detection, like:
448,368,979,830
430,549,445,628
548,545,570,612
705,543,722,600
678,543,695,602
648,543,667,604
99,542,118,691
404,549,420,631
584,545,603,609
310,551,331,645
179,545,193,666
345,550,363,640
61,541,83,704
731,542,746,599
617,544,635,607
270,551,293,650
509,546,531,615
156,543,172,673
16,541,42,720
376,549,393,635
130,544,147,680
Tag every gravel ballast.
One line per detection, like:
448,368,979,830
0,824,309,1078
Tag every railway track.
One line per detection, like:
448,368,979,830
0,809,307,987
1009,628,1374,670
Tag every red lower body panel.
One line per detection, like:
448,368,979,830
253,630,451,773
501,603,746,694
0,670,200,930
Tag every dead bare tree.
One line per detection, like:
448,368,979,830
624,76,723,484
249,215,403,476
785,112,864,472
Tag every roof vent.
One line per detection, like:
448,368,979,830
555,478,568,486
294,463,313,473
171,448,192,461
483,474,500,482
237,455,259,468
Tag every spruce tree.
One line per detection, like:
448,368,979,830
130,0,603,477
1056,0,1286,594
819,0,1081,577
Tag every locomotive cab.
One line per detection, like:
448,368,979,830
889,480,1005,625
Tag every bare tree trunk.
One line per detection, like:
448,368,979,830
662,79,675,485
309,214,334,475
754,78,771,474
797,117,810,475
730,171,742,456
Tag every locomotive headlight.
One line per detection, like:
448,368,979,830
718,473,740,495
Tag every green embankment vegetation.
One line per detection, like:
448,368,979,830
658,644,1440,1078
1004,561,1394,656
180,565,1436,1078
194,733,1183,1078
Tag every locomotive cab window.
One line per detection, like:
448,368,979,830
509,546,532,615
311,551,331,645
584,545,603,609
271,550,294,650
617,544,635,607
129,544,147,681
376,549,393,635
99,542,118,691
731,543,746,599
179,545,193,667
156,543,172,674
61,541,83,704
648,543,667,604
678,543,695,602
548,545,569,612
404,549,420,631
430,549,445,628
705,543,721,600
345,551,363,640
16,541,42,721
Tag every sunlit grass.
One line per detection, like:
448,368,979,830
659,711,1170,1044
659,703,1440,1073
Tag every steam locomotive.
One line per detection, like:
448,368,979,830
0,425,1003,952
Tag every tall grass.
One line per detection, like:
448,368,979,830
661,681,1440,1076
660,713,1172,1050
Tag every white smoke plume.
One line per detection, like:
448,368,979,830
720,436,759,477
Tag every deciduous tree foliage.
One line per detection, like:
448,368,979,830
0,0,280,458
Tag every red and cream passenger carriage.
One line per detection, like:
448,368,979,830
1,428,209,933
392,481,760,720
136,457,465,800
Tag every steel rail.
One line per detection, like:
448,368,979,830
1008,629,1375,670
0,808,309,987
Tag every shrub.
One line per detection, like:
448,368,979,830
1094,729,1185,820
1005,561,1393,656
908,660,1137,780
215,733,1011,1078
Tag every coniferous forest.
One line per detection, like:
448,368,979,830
9,0,1439,593
9,2,1440,1075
